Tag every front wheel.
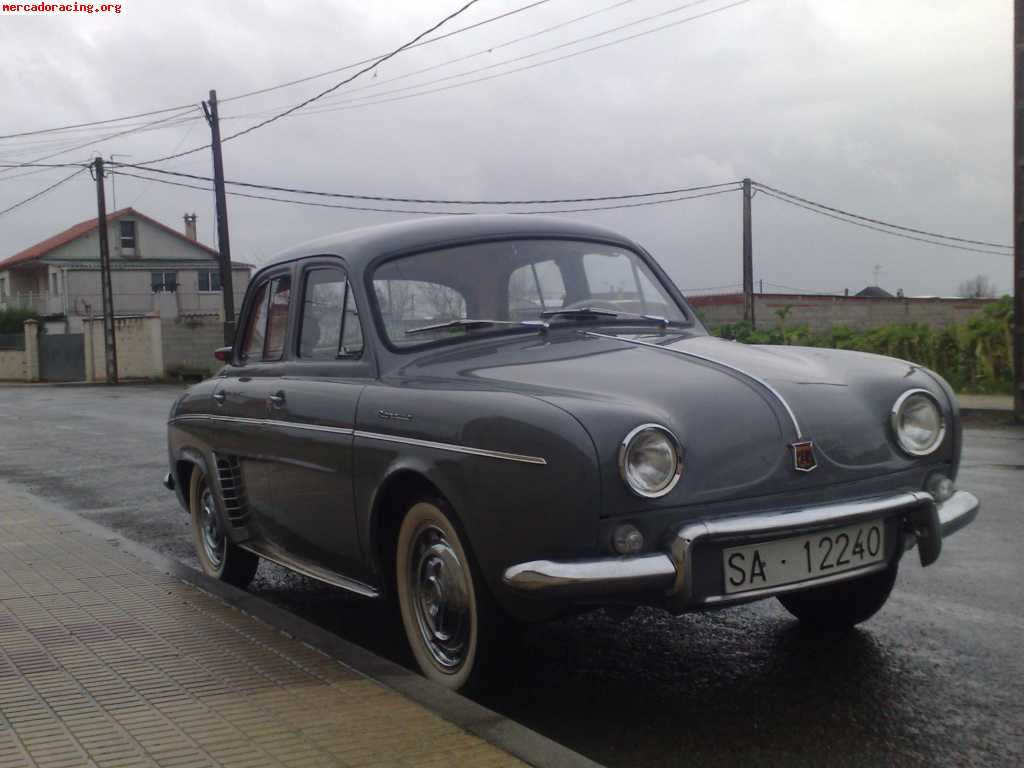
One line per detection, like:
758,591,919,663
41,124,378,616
777,561,898,629
189,468,259,589
395,499,492,691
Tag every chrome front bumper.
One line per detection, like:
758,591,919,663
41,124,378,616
502,490,979,608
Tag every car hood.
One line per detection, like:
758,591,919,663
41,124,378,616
393,329,954,508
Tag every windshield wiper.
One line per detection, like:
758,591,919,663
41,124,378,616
541,307,672,326
406,318,548,336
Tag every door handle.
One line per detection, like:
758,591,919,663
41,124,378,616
268,392,286,408
212,391,226,405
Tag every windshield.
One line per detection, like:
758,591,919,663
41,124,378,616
372,239,688,348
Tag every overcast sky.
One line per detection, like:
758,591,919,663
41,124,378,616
0,0,1013,297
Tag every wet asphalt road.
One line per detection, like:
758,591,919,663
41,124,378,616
0,384,1021,767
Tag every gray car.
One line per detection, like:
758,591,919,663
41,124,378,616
163,215,978,691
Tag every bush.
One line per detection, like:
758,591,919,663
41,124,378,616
0,308,37,334
711,296,1015,394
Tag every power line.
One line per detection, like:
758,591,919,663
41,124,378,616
137,0,486,167
754,181,1013,250
111,162,740,204
0,0,553,144
228,0,646,118
219,0,557,104
757,188,1014,257
229,0,748,121
0,167,87,219
0,107,199,179
111,168,740,215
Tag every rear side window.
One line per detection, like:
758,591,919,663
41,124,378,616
299,267,364,359
264,276,292,360
239,275,291,362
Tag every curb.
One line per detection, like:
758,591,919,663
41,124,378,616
23,488,603,768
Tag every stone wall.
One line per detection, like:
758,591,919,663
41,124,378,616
161,313,225,376
83,315,163,381
689,293,998,332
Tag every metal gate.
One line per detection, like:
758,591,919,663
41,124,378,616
39,333,85,382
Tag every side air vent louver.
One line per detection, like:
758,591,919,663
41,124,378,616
214,454,250,526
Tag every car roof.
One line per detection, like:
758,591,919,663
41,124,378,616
259,214,641,274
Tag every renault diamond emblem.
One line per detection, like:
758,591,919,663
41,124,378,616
791,441,817,472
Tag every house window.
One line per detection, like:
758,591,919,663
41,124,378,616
120,220,136,250
197,269,222,293
151,271,177,293
51,273,60,296
0,277,5,300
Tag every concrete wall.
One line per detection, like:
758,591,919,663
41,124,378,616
83,315,163,382
161,313,225,376
0,320,38,382
689,293,998,332
0,349,26,380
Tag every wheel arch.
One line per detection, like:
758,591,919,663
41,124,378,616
367,463,468,596
174,447,210,511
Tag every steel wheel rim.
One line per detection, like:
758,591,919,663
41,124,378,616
199,486,226,569
408,523,471,671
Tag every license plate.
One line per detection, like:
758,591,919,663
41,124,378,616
722,519,885,595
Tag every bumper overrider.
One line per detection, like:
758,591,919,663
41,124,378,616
502,490,979,610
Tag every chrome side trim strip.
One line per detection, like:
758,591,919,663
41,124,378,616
353,430,548,465
584,331,804,438
169,414,354,436
239,540,380,598
169,414,547,465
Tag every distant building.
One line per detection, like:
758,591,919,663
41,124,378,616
0,208,251,330
854,285,895,298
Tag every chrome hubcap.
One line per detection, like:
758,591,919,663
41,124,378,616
409,524,470,670
199,487,226,569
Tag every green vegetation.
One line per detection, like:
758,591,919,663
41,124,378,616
0,308,37,335
712,296,1015,394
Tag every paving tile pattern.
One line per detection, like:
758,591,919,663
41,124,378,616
0,495,523,767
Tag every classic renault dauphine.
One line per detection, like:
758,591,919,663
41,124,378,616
163,215,978,690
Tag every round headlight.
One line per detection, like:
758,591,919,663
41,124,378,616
619,424,682,498
891,389,946,456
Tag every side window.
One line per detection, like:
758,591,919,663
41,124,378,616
263,276,292,360
299,267,364,360
241,281,269,361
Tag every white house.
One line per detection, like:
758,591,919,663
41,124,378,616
0,208,251,330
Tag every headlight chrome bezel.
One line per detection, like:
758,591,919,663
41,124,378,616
619,423,683,498
890,389,946,457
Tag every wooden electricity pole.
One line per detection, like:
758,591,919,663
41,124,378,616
742,178,755,328
92,157,118,384
1015,0,1023,422
202,90,237,346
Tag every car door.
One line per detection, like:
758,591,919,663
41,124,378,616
214,268,294,530
258,259,373,578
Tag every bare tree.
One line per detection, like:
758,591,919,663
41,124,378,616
957,275,996,298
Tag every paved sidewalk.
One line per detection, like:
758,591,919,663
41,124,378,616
956,393,1014,412
0,489,525,768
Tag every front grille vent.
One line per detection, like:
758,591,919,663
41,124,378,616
214,454,249,526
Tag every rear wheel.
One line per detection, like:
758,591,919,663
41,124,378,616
189,468,259,589
395,499,493,691
777,561,898,629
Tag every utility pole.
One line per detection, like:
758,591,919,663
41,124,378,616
1015,0,1023,422
202,90,236,346
92,157,118,384
742,178,755,327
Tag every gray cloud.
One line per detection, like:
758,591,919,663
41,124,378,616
0,0,1012,296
